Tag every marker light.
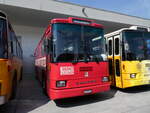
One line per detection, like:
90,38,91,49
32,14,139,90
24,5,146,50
129,26,149,32
130,73,136,78
72,19,91,25
56,81,66,87
102,76,109,82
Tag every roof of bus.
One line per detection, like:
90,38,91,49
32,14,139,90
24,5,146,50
104,28,131,38
105,26,150,38
50,17,104,28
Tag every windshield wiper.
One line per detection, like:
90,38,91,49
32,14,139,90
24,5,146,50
72,54,79,64
94,57,100,63
84,54,90,63
72,59,78,63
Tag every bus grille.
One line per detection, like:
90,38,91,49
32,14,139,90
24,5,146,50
145,63,150,67
144,74,150,77
80,67,93,71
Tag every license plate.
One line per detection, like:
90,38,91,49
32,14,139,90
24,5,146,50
84,90,92,94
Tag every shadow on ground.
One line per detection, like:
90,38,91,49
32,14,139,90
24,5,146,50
55,88,117,108
119,85,150,93
0,73,49,113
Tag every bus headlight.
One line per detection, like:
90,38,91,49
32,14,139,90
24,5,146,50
56,81,66,87
130,73,136,78
102,76,109,82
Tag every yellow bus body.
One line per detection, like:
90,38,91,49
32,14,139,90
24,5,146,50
105,27,150,88
0,11,23,105
0,59,11,102
0,58,22,105
119,61,150,88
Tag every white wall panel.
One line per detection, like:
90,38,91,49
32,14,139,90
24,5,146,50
4,0,41,10
13,25,44,74
0,0,4,3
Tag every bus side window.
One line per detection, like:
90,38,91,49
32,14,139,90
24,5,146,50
105,39,107,53
41,40,44,56
43,38,50,55
109,59,113,75
13,38,17,56
115,59,120,76
122,40,125,60
8,24,14,55
1,20,8,58
108,39,112,56
115,38,119,55
10,41,13,54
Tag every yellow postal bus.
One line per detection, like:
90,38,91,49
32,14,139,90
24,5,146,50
0,11,23,105
105,26,150,88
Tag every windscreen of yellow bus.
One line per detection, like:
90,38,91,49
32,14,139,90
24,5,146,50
122,30,150,61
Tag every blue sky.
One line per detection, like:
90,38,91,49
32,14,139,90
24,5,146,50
61,0,150,19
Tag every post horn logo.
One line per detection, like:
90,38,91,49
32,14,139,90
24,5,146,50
84,72,89,77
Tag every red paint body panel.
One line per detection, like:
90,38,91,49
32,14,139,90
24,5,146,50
49,62,109,89
47,62,110,99
49,83,110,100
50,17,104,28
34,17,110,100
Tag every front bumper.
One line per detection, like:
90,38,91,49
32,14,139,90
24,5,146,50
123,78,150,88
49,83,110,100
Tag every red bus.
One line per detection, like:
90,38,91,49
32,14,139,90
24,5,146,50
34,17,110,100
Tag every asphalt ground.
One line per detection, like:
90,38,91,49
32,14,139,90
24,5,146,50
1,73,150,113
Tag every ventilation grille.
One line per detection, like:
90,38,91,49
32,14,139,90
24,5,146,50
145,63,150,67
80,67,93,71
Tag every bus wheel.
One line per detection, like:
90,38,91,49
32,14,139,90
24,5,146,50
19,68,23,82
42,75,47,96
11,76,17,100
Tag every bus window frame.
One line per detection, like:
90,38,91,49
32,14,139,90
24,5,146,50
107,37,113,57
114,35,120,56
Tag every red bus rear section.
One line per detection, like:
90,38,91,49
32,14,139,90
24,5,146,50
34,17,110,100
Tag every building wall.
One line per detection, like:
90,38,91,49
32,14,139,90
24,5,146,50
13,24,45,74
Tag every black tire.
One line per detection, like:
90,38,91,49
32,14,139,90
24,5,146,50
42,72,48,96
11,76,17,100
19,68,23,82
35,67,38,80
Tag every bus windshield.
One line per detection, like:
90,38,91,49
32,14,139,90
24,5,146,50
52,23,106,63
123,30,150,61
0,18,7,58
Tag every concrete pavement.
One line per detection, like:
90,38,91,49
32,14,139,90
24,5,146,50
1,73,150,113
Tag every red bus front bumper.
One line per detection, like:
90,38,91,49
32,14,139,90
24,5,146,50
49,83,110,100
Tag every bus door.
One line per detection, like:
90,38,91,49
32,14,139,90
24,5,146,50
107,37,115,86
114,35,122,88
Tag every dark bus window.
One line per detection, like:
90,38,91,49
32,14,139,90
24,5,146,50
115,59,120,76
40,40,45,56
122,42,125,60
115,38,119,55
108,59,113,75
13,39,17,56
0,19,8,58
108,40,112,55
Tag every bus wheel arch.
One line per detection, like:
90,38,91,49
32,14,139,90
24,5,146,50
10,71,18,100
42,70,48,96
19,67,23,81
